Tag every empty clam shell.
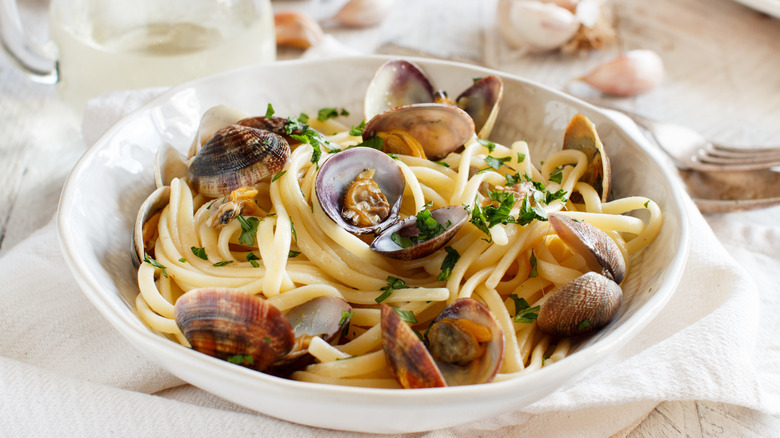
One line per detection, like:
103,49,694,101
154,142,188,189
175,288,295,372
315,147,405,235
188,124,290,198
563,113,611,202
456,75,503,139
364,60,435,121
536,272,622,337
548,212,626,284
284,296,352,341
370,206,469,260
363,104,475,161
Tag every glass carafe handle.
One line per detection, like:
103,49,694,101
0,0,58,83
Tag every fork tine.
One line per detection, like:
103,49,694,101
694,155,780,170
702,144,780,165
709,143,780,155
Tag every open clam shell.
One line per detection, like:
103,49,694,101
188,124,290,198
364,59,436,121
381,298,504,388
154,142,188,189
315,147,405,235
548,212,626,284
174,288,295,372
188,105,249,158
370,206,469,260
132,185,170,267
563,113,611,202
536,272,623,337
456,75,503,139
363,104,475,161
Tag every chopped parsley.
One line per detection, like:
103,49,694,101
297,112,310,123
517,152,526,163
437,246,460,281
477,138,497,152
390,206,448,248
391,306,418,324
509,294,540,323
213,260,233,267
286,115,327,167
349,120,366,136
288,250,301,258
317,107,349,121
484,155,511,171
265,103,275,118
549,166,564,184
227,354,254,366
290,219,297,245
432,160,450,168
237,215,261,246
191,246,208,260
354,136,383,150
143,252,168,278
271,170,286,182
644,200,650,208
578,319,591,331
529,249,538,278
178,257,187,263
375,276,409,303
339,310,354,326
246,251,260,268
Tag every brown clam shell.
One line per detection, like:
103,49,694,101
174,287,294,371
536,272,623,337
188,124,290,197
370,206,469,260
548,212,626,284
456,75,503,139
380,304,446,389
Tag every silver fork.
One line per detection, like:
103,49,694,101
595,105,780,172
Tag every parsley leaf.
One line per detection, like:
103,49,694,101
178,257,187,263
271,170,286,182
376,276,409,303
578,319,591,331
265,103,275,118
317,107,349,121
517,152,526,163
339,310,354,326
191,246,208,260
349,120,366,136
391,232,413,248
549,166,564,184
213,260,233,267
227,354,254,366
391,306,418,324
509,294,540,323
437,246,460,281
288,250,301,258
529,249,538,278
644,200,650,208
354,136,383,150
246,251,260,268
290,219,297,245
484,155,511,171
415,208,446,242
237,215,261,246
143,252,168,278
432,160,450,168
477,138,497,152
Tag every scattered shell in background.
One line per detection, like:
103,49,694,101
577,50,665,96
333,0,394,28
274,11,324,49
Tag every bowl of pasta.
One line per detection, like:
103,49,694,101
58,55,689,433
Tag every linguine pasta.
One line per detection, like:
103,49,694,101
136,118,662,389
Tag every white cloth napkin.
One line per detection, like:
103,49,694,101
3,45,780,437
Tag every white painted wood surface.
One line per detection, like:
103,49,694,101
1,0,779,436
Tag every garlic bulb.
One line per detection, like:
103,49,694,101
578,50,665,97
333,0,394,28
274,11,324,49
497,0,580,52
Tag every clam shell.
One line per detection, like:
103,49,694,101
548,212,626,284
132,185,170,268
364,60,435,121
370,206,469,260
175,288,294,371
536,272,623,337
284,296,352,341
188,105,249,158
428,298,504,386
315,147,405,235
188,124,290,198
154,142,188,189
363,104,475,161
380,304,446,389
456,75,503,139
563,113,611,202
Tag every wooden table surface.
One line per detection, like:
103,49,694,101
1,0,779,436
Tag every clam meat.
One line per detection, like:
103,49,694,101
381,297,504,388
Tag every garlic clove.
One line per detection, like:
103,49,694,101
333,0,395,28
274,11,324,49
497,0,581,52
578,50,665,97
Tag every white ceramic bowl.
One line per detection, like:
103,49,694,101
57,56,689,434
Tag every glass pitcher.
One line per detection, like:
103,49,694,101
0,0,275,112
